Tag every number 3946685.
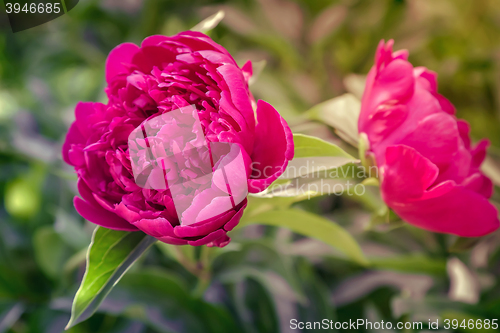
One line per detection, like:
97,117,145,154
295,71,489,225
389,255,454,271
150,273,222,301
5,2,62,14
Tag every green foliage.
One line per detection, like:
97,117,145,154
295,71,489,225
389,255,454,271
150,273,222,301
67,228,157,329
240,208,368,266
293,133,356,160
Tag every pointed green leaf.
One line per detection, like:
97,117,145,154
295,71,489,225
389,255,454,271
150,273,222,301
293,133,356,159
66,227,157,329
307,93,361,146
371,254,447,276
240,208,368,266
279,134,358,180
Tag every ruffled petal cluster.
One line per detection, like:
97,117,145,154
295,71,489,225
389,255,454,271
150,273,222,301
359,40,499,237
62,31,294,247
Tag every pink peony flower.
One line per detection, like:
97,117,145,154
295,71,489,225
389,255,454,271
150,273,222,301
359,40,499,237
62,31,293,247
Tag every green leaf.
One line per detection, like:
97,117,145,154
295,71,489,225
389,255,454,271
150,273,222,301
371,254,447,276
66,227,157,329
307,93,361,147
240,208,368,266
293,133,356,159
280,134,358,181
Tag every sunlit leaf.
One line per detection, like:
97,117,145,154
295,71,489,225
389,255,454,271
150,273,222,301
277,134,358,182
307,94,361,146
371,255,447,276
66,227,157,329
240,208,368,266
292,133,356,159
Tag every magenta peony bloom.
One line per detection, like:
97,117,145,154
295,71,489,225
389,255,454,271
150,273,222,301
62,31,293,247
359,40,499,237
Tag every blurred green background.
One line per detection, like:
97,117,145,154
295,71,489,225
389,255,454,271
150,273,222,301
2,0,500,332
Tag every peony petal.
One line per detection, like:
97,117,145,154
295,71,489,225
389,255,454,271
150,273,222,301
387,183,499,237
248,100,294,193
62,123,86,166
172,31,234,59
360,103,408,145
463,172,494,199
114,201,142,223
359,59,414,135
106,43,140,83
381,145,499,237
132,217,176,238
141,35,170,47
414,67,437,93
435,93,456,115
131,46,177,74
241,60,253,84
471,139,489,170
74,102,97,138
207,234,231,247
396,112,459,170
174,209,236,238
157,236,189,246
434,143,472,185
223,199,247,231
217,64,256,133
371,85,445,157
74,197,138,231
381,145,439,201
187,228,227,246
457,120,471,149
